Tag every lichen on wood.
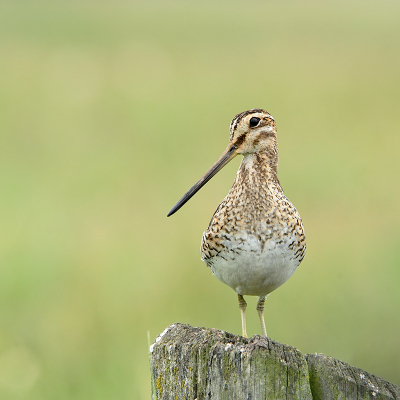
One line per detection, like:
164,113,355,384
306,353,400,400
149,323,400,400
150,323,311,399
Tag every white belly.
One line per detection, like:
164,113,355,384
202,232,300,296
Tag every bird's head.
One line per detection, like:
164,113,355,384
229,109,277,155
167,109,277,217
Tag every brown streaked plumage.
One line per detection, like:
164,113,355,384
167,109,306,337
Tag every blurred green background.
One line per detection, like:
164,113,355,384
0,0,399,398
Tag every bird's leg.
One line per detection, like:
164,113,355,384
256,296,267,337
237,294,248,338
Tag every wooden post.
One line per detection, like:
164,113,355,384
306,353,400,399
150,323,400,400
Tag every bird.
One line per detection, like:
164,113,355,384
167,109,306,338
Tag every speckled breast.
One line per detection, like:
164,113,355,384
201,198,306,297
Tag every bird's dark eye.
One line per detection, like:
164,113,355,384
249,117,260,127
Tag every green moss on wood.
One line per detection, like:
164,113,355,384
150,323,400,400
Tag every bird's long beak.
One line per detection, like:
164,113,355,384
167,143,238,217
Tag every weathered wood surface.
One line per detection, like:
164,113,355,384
307,353,400,400
150,323,400,400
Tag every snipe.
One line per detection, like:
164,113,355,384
168,109,306,337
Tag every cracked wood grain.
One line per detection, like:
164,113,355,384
150,323,400,400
